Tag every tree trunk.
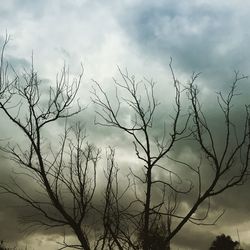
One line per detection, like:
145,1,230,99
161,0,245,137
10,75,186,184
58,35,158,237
142,167,152,250
73,224,90,250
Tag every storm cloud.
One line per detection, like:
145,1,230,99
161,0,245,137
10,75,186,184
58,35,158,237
0,1,250,249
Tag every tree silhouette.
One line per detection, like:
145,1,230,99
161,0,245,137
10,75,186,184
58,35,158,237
0,36,250,250
209,234,242,250
0,36,99,250
92,63,250,250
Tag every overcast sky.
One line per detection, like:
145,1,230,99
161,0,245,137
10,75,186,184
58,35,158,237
0,0,250,249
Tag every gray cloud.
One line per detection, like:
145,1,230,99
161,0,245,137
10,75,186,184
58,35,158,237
113,1,250,88
0,1,250,249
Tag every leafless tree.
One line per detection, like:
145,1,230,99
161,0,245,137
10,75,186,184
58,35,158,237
0,34,249,250
92,63,250,249
0,37,101,250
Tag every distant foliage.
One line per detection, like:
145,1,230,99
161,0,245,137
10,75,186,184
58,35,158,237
0,241,7,250
137,221,170,250
209,234,243,250
0,240,25,250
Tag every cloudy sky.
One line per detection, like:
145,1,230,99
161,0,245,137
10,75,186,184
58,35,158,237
0,0,250,249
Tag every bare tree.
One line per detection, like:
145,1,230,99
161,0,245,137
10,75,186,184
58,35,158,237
92,64,250,249
0,37,100,250
0,35,249,250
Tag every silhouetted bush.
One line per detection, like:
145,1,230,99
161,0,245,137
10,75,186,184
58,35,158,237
209,234,243,250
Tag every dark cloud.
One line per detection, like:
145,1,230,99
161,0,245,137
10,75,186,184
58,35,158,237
114,1,250,88
0,1,250,249
172,224,216,250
